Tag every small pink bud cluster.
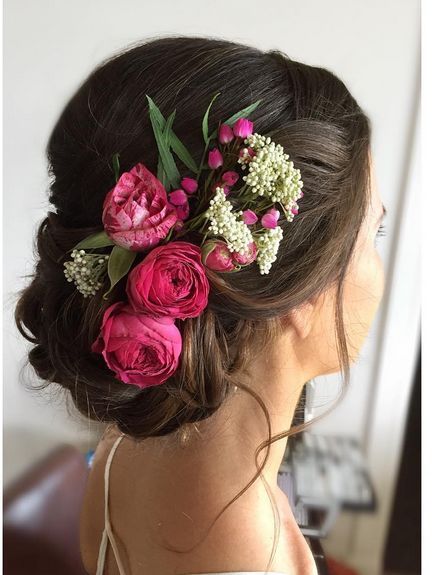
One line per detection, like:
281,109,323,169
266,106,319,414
217,118,254,146
168,176,199,224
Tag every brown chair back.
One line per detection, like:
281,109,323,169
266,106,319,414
4,444,89,575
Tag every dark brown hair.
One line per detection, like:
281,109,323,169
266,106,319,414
14,35,371,569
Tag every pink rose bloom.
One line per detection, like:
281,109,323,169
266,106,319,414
91,302,182,388
102,163,178,251
201,239,237,272
126,241,209,319
232,241,257,265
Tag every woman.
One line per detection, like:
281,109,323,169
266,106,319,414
15,36,386,575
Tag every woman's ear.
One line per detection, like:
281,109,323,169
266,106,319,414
281,298,318,340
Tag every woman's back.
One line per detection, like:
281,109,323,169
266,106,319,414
80,425,318,575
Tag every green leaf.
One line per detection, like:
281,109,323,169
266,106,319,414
209,99,262,141
144,94,198,173
72,231,115,251
157,155,168,188
103,245,137,300
146,95,180,189
112,153,120,183
170,135,198,173
202,92,221,144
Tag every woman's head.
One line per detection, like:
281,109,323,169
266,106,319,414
15,35,379,442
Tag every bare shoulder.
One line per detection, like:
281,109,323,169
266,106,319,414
79,425,120,574
176,482,319,575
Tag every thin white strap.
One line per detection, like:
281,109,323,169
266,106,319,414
95,432,128,575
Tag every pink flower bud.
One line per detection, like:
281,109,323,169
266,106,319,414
208,148,223,169
238,147,256,160
168,189,188,206
261,208,280,229
218,124,234,144
180,177,198,194
233,118,254,138
201,240,237,272
291,207,299,215
211,182,231,196
232,241,257,266
176,202,190,221
242,209,258,225
221,171,239,186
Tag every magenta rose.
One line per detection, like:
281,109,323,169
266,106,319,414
126,241,210,319
102,162,178,251
91,302,182,388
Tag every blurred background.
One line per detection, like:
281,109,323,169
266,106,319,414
3,1,421,574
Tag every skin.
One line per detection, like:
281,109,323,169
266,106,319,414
81,154,386,575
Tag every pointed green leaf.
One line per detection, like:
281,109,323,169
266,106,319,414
202,92,221,144
170,135,198,173
72,231,115,251
112,153,120,183
146,95,180,188
209,99,262,141
157,155,168,188
103,245,137,300
164,109,176,141
145,94,198,173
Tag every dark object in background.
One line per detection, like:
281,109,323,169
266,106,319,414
383,343,421,575
3,444,89,575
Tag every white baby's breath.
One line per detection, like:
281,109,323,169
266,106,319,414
254,227,284,275
64,249,109,297
204,187,253,255
238,133,304,222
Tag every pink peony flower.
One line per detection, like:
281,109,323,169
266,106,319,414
221,171,239,186
201,239,237,272
180,177,198,194
242,209,258,225
233,118,254,138
126,241,209,319
261,208,280,229
208,148,224,169
218,124,234,144
232,241,257,266
91,302,182,388
102,163,178,252
168,189,188,206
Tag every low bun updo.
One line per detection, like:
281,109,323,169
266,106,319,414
15,35,372,447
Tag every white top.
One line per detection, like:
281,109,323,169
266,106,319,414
95,432,290,575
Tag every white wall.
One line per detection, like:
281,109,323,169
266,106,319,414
3,1,420,573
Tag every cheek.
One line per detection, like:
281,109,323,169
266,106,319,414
343,245,385,359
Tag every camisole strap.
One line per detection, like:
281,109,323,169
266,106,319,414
95,431,128,575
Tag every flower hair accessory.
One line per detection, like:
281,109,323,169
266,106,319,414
63,93,304,388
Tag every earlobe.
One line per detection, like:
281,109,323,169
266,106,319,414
284,300,316,340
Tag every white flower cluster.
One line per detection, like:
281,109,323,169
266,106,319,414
64,249,109,297
254,227,284,275
238,133,304,222
204,187,254,255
